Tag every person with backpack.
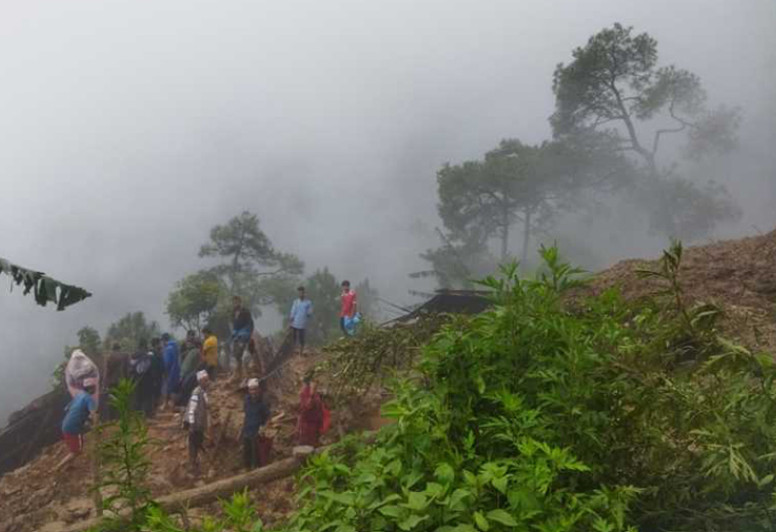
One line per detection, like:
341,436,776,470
297,372,329,447
128,338,155,417
183,370,210,477
55,377,98,471
242,378,271,469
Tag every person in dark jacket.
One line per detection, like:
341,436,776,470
231,296,254,379
128,338,155,417
149,337,165,413
242,378,271,469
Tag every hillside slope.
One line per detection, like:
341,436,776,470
583,229,776,354
2,229,776,531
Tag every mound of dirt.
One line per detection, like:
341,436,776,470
582,229,776,353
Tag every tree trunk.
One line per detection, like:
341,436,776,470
60,455,306,532
521,208,532,265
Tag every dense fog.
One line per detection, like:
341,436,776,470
1,0,774,423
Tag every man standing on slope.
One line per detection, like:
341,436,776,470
339,280,357,336
231,296,254,379
289,286,313,356
183,370,210,477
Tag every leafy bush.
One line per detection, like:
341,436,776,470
279,246,776,532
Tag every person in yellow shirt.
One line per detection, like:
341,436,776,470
201,327,219,380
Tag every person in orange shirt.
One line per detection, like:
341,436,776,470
201,327,219,380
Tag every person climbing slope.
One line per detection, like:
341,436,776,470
183,370,210,477
55,377,98,471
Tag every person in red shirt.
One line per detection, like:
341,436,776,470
339,280,357,335
297,373,328,447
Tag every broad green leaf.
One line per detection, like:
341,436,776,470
492,476,508,494
405,491,429,511
449,488,472,510
486,509,518,527
399,514,430,531
379,505,403,518
435,463,455,484
474,511,490,531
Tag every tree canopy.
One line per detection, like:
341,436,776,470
105,312,161,353
552,23,741,238
198,211,303,316
165,271,222,333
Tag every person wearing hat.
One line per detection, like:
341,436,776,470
183,370,210,476
242,378,271,470
55,377,98,470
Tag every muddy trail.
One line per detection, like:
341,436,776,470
0,350,385,532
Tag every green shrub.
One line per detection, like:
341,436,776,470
280,245,776,532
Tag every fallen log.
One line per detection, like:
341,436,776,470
59,448,315,532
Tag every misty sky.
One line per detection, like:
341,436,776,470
1,0,774,423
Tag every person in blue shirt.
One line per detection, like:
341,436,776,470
56,377,98,471
289,286,313,356
161,333,181,411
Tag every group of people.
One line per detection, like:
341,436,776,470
58,282,355,475
179,366,327,476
